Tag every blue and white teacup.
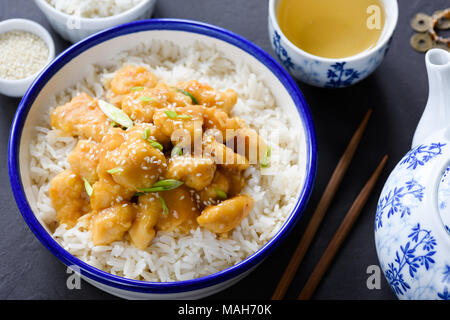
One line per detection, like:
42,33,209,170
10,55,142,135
268,0,398,88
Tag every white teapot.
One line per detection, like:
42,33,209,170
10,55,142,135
375,49,450,300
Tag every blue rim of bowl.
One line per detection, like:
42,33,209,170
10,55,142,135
8,19,317,294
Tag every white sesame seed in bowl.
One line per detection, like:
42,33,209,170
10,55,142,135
0,19,55,98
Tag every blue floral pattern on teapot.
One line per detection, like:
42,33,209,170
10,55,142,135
375,137,450,300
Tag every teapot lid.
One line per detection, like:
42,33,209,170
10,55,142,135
438,167,450,236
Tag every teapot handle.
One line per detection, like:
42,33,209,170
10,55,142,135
422,128,450,240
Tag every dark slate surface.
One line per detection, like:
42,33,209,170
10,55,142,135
0,0,446,300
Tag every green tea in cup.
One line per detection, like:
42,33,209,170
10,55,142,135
277,0,385,59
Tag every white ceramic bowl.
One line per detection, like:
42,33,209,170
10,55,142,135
268,0,398,88
0,19,55,98
34,0,156,43
8,19,317,299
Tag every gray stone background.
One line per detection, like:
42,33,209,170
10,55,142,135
0,0,447,299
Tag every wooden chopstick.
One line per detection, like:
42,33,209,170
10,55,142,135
298,155,388,300
271,109,372,300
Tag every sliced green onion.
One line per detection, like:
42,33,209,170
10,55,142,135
107,168,123,174
164,110,178,119
131,86,144,91
176,114,192,120
261,146,271,168
138,179,184,193
143,127,150,140
142,128,163,151
164,110,191,120
159,197,169,216
98,100,133,129
176,88,198,105
171,145,183,157
215,189,228,200
153,179,184,189
146,139,163,151
139,96,153,102
140,186,166,192
83,178,93,197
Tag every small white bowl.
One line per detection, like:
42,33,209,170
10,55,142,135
0,19,55,98
34,0,157,43
268,0,398,88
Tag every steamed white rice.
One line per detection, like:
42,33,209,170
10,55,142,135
45,0,144,18
29,40,303,282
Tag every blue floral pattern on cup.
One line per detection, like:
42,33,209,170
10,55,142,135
273,31,294,71
325,62,360,88
268,21,394,88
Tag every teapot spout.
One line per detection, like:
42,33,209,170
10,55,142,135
412,49,450,148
